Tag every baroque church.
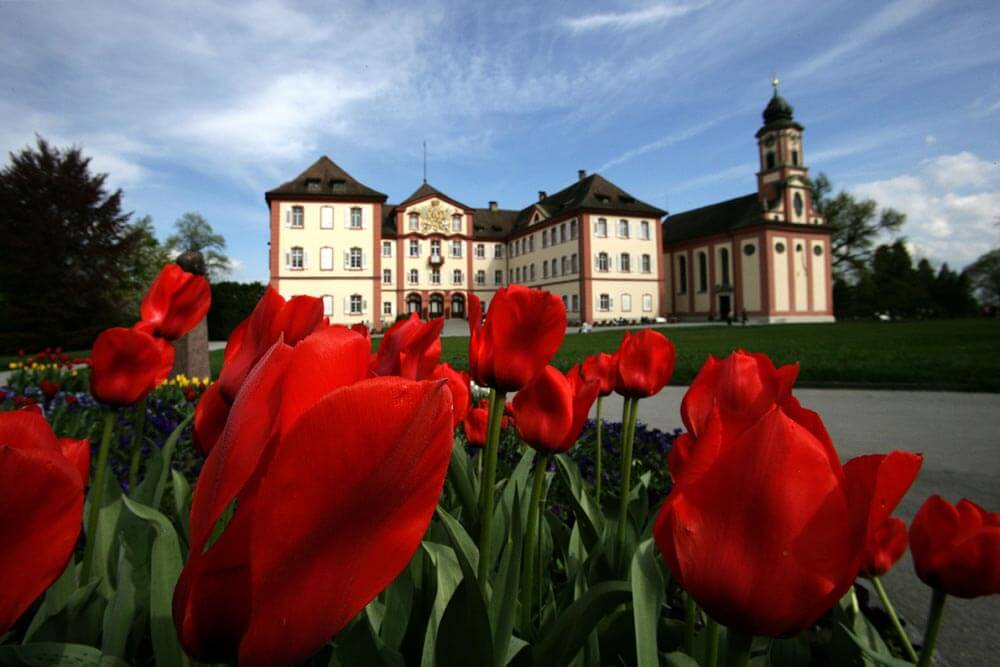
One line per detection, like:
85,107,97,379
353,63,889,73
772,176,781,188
264,86,832,328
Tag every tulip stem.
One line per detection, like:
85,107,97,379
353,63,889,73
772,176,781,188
81,409,115,584
615,396,638,566
127,396,148,494
594,396,603,503
705,618,721,667
522,452,551,630
872,576,919,662
684,593,697,654
477,388,506,591
723,627,753,667
917,589,947,667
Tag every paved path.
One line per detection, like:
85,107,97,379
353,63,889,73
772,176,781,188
595,389,1000,666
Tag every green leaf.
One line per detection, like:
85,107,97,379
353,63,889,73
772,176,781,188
768,635,811,667
447,437,479,525
436,578,495,667
532,581,632,667
630,539,664,667
664,652,700,666
133,413,193,510
436,506,481,576
555,455,604,547
490,493,523,665
22,563,75,642
100,543,140,659
839,624,915,667
121,497,189,667
419,542,463,667
22,579,107,646
170,469,191,545
0,642,123,666
378,567,414,651
86,469,124,598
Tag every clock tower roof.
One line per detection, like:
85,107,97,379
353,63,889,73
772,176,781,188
398,181,469,210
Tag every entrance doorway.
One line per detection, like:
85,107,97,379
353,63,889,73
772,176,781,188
429,293,444,318
451,293,466,319
718,295,732,321
406,294,422,315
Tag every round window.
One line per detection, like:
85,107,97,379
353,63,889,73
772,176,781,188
795,243,803,252
775,242,786,254
813,245,824,256
743,244,756,256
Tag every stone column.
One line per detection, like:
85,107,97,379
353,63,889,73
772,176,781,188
170,251,211,379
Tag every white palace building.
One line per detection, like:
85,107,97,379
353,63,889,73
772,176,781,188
265,88,833,328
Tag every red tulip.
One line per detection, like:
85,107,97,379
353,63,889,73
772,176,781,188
670,350,798,479
40,379,60,401
468,286,565,392
193,288,327,454
654,351,922,637
58,438,91,485
138,263,211,340
463,400,490,448
432,363,470,426
613,330,675,398
174,326,454,665
372,313,443,380
909,496,1000,598
0,411,85,634
861,516,908,577
350,322,370,338
90,327,174,406
512,366,599,454
581,353,616,397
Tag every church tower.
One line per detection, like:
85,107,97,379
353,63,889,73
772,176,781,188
755,79,822,226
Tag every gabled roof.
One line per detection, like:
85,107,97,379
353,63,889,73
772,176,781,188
472,208,519,239
662,193,764,244
266,156,387,201
398,182,469,210
511,173,665,233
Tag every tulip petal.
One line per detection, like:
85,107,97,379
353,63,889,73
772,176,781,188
0,409,60,454
657,406,852,637
482,286,566,392
239,376,453,665
279,326,371,436
843,451,923,557
192,382,229,456
0,445,83,634
59,438,91,485
189,340,292,554
512,366,575,453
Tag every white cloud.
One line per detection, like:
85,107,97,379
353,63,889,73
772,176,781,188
598,114,732,172
852,152,1000,269
925,135,937,145
561,2,705,33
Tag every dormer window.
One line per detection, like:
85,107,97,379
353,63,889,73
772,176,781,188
408,213,419,231
331,180,346,192
596,194,611,204
306,179,321,192
619,195,635,204
451,214,462,233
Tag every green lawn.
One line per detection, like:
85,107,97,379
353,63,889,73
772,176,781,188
434,319,1000,392
109,319,1000,393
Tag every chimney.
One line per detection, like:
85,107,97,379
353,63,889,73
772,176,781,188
538,191,547,201
488,200,498,211
578,169,587,181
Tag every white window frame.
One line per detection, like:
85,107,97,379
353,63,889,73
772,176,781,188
350,207,363,229
382,269,392,284
383,301,392,315
450,240,462,258
642,254,651,273
597,252,609,272
494,244,503,258
408,213,419,231
322,294,333,316
320,246,334,271
622,293,632,312
475,243,485,258
476,270,485,285
495,270,503,285
640,220,650,240
430,239,442,258
621,253,631,273
618,219,629,239
290,246,304,269
350,294,363,315
349,247,363,270
431,267,441,285
409,239,420,257
596,218,607,238
320,206,334,230
451,214,462,232
408,269,418,285
452,269,463,285
290,206,304,229
571,294,579,312
643,294,653,312
599,293,610,311
382,241,392,257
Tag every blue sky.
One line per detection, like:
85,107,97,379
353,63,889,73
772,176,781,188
2,0,998,282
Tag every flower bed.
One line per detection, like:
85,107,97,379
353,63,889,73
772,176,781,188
1,266,997,667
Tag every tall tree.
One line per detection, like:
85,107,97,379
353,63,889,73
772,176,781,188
165,212,230,280
0,136,141,349
964,249,1000,307
810,173,906,280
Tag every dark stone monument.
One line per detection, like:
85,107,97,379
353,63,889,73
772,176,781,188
171,251,211,380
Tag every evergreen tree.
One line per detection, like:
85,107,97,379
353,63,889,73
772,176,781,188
0,136,142,349
964,249,1000,308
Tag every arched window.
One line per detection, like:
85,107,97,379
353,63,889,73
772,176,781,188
794,192,804,217
766,152,776,170
697,252,708,292
349,247,363,269
452,214,462,232
408,212,419,231
561,256,568,274
289,246,304,269
596,218,608,237
452,269,463,285
476,270,485,285
620,253,631,273
641,254,651,273
792,150,799,166
408,269,418,285
597,252,609,272
677,255,688,294
349,294,363,314
617,219,629,238
640,221,650,240
322,295,333,316
543,263,549,278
